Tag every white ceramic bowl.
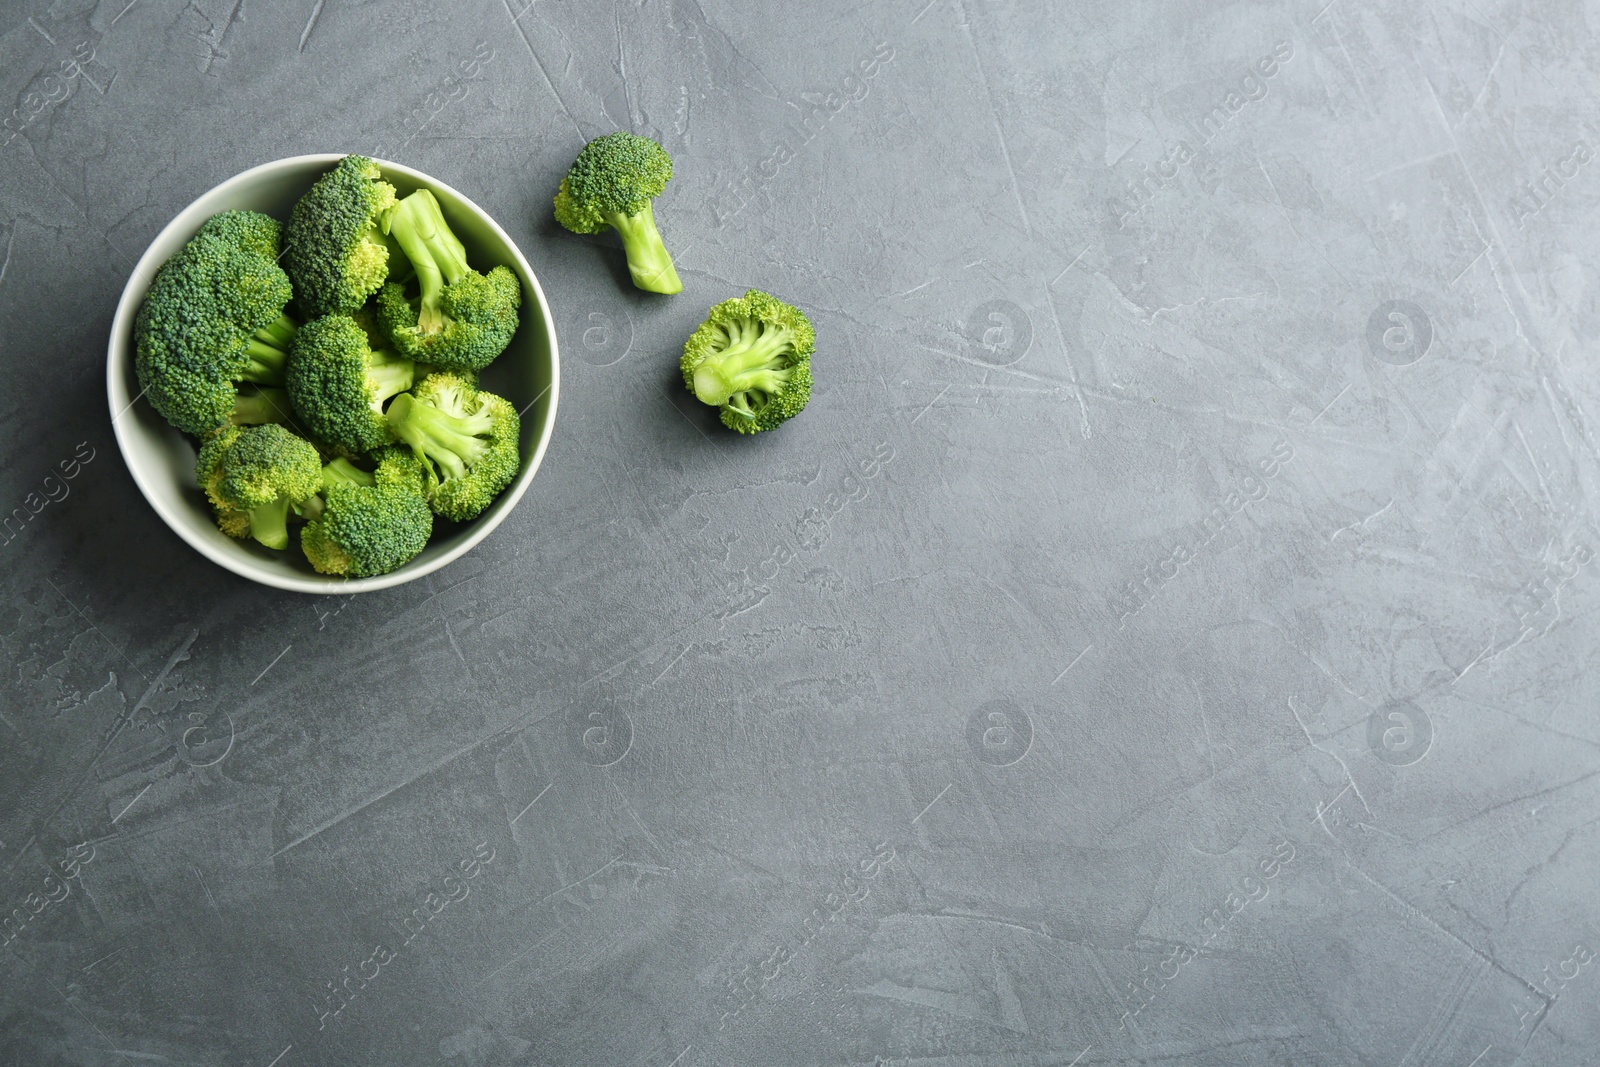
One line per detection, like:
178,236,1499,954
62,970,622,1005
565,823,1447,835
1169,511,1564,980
107,155,559,593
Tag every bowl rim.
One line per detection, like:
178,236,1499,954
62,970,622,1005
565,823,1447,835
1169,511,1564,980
106,153,560,594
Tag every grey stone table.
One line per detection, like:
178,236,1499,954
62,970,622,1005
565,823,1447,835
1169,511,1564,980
2,0,1598,1063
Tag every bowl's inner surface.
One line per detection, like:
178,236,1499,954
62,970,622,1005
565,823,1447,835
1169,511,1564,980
111,158,554,589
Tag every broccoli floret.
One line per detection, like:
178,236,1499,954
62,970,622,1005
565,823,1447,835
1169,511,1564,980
681,290,814,434
299,456,433,578
286,313,415,453
554,132,682,295
284,155,399,318
373,190,522,370
384,373,520,521
134,227,298,437
196,209,282,260
370,444,429,493
229,386,293,427
195,424,322,550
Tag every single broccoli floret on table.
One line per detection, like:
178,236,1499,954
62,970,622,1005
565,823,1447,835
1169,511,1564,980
554,132,682,295
134,228,298,437
681,290,814,434
384,372,520,522
196,424,323,550
298,457,433,577
229,386,293,427
286,313,415,453
196,209,282,260
284,155,399,318
374,189,522,371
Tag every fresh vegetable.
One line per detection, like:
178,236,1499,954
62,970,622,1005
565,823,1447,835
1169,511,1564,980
283,155,399,318
374,189,522,371
385,372,520,522
286,313,415,453
136,154,538,580
554,132,682,294
681,290,814,434
134,218,298,437
196,423,323,550
300,455,433,577
195,209,283,260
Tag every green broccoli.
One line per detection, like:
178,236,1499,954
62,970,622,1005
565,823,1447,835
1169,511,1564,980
286,313,415,453
299,455,433,577
370,443,429,493
196,209,282,260
554,132,682,295
134,228,298,437
384,373,520,521
374,189,522,370
229,386,293,427
196,424,322,550
681,290,814,434
283,155,399,318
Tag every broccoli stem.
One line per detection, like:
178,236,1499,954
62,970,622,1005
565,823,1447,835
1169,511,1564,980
298,457,375,522
690,322,795,406
384,190,470,335
230,387,292,426
605,202,682,294
248,496,293,550
386,393,491,482
240,315,297,385
256,314,298,349
366,349,415,413
323,458,376,489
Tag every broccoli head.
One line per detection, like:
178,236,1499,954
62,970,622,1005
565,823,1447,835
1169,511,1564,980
681,290,814,434
196,209,282,260
374,189,522,370
134,227,298,437
299,457,433,577
554,132,682,295
370,444,429,493
384,372,520,521
196,424,322,550
284,155,399,318
286,313,415,453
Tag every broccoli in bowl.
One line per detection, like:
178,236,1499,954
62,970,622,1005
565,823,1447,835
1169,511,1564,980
125,155,543,583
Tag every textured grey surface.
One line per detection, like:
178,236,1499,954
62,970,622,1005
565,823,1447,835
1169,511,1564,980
2,0,1599,1064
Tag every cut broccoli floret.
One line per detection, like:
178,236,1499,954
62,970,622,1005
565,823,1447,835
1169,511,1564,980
373,189,522,370
681,290,814,434
284,155,399,318
299,453,433,578
134,226,298,437
195,424,322,550
384,373,520,521
286,313,415,453
554,132,681,294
